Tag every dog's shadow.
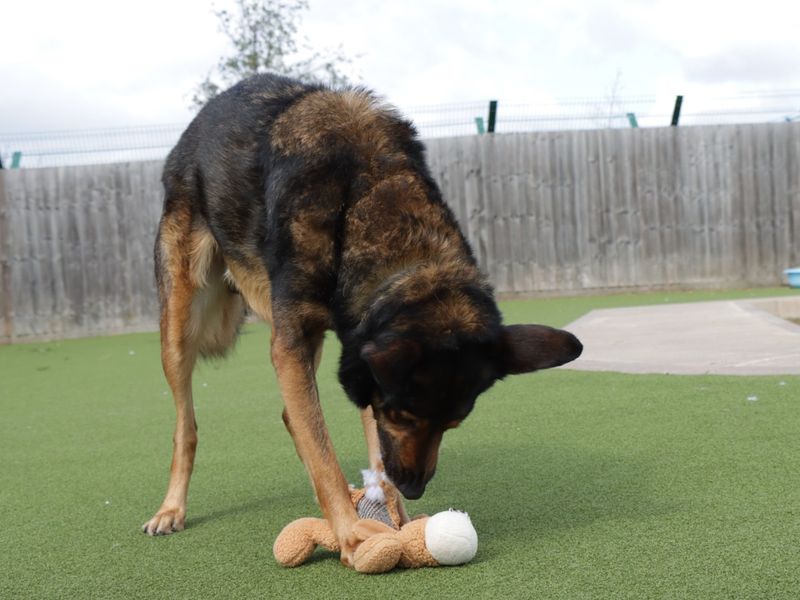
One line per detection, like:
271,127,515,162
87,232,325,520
413,443,675,545
181,444,672,567
188,496,276,529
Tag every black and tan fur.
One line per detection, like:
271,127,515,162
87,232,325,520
142,74,582,566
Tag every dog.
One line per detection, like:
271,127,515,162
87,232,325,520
142,73,582,566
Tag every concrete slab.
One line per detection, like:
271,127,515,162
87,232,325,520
562,297,800,376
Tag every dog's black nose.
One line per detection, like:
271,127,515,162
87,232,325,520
397,479,426,500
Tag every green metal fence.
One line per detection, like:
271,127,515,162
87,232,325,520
2,90,799,168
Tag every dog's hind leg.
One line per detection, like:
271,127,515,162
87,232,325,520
143,210,244,535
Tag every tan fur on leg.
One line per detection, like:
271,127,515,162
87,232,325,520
144,213,244,535
273,331,362,566
361,405,410,525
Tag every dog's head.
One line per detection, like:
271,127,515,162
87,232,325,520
360,323,582,499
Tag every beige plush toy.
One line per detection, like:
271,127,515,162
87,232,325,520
273,470,478,574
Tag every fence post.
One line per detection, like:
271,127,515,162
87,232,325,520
487,100,498,133
0,169,14,343
475,117,485,134
671,96,684,126
627,113,639,128
10,152,22,168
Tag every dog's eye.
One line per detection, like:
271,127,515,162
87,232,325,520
387,409,419,427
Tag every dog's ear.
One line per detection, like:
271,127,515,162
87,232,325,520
361,338,422,390
498,324,582,375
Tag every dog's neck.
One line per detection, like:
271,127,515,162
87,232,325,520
335,255,502,411
339,171,481,324
333,170,502,409
356,260,497,342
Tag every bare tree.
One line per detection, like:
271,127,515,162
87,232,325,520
603,69,624,128
191,0,356,109
589,69,625,129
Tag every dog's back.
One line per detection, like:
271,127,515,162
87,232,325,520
161,73,320,264
158,73,478,341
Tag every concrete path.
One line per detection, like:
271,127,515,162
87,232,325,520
562,297,800,376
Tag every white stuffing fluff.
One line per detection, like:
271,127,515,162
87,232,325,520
361,469,387,503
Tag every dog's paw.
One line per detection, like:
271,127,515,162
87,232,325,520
142,507,185,536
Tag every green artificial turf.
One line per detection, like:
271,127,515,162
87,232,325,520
2,288,799,599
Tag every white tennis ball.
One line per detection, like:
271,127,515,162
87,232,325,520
424,509,478,565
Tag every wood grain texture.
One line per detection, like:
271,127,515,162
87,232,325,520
1,122,799,342
428,123,800,294
1,161,163,341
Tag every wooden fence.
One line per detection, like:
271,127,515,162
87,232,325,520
1,122,799,342
426,123,800,294
0,161,164,342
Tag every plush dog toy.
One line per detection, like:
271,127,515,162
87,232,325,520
273,470,478,573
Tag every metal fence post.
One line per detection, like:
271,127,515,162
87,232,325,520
487,100,498,133
671,96,684,126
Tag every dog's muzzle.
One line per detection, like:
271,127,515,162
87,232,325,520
388,466,435,500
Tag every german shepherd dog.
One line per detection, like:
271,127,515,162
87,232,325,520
142,74,582,565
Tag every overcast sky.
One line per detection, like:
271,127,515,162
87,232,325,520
2,0,800,133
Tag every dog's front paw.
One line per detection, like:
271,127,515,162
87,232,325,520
339,531,363,568
142,506,185,536
339,540,356,569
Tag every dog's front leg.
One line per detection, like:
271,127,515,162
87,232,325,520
360,405,411,525
271,332,362,567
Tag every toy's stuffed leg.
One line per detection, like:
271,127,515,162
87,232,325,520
274,516,403,573
273,518,338,567
351,520,403,573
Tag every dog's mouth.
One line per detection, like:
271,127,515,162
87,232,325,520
375,412,444,500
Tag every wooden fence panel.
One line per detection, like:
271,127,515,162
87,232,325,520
1,162,163,341
431,123,800,294
1,122,799,341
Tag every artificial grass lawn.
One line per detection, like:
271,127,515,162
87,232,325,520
2,287,799,599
